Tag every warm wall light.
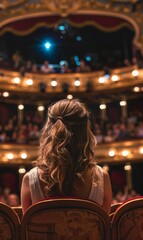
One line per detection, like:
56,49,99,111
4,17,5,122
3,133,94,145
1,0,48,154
122,150,129,157
109,150,115,157
38,105,45,111
51,79,57,87
132,69,139,77
74,79,80,87
3,92,9,97
111,75,119,82
67,94,73,100
26,79,33,85
7,153,14,160
18,167,26,174
99,104,106,110
139,147,143,154
120,100,127,106
133,86,140,92
18,104,24,110
21,153,27,159
124,164,132,171
13,77,21,84
98,77,106,83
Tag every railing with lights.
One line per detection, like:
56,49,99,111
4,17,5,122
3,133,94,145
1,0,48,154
95,139,143,164
0,139,143,165
0,144,37,165
0,65,143,95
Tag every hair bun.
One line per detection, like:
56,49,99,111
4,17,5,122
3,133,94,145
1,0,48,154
56,116,63,121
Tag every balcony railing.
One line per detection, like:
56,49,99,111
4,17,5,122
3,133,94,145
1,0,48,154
0,139,143,165
0,65,142,94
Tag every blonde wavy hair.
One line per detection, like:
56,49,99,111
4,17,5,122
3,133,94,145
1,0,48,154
36,99,97,196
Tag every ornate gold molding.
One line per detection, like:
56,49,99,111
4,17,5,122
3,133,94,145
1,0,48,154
41,0,83,17
0,1,142,77
0,65,142,96
0,1,142,46
0,139,143,165
0,0,26,9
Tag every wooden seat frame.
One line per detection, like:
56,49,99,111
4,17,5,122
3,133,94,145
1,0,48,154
21,198,111,240
0,202,21,240
112,197,143,240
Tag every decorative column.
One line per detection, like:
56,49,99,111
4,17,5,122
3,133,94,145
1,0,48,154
124,163,133,191
37,105,45,121
99,103,107,121
120,100,127,119
18,104,24,126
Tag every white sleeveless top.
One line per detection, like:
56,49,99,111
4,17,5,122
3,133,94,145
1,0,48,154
27,165,104,206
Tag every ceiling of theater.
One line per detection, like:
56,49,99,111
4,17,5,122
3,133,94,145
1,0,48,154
0,0,143,105
0,0,143,47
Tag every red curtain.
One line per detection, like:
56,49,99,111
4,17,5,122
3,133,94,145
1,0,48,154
0,14,133,36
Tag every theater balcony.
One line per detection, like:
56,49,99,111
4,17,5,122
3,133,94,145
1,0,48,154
0,0,143,168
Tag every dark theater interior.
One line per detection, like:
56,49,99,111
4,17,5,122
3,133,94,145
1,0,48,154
0,0,143,239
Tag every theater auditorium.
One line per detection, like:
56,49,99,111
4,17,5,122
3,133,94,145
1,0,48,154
0,0,143,239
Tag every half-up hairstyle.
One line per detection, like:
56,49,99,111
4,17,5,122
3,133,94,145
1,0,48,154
36,99,97,196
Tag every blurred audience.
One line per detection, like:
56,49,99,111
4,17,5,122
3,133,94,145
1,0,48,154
40,60,54,73
12,51,23,70
0,187,20,206
76,59,91,73
0,109,143,145
0,50,142,74
112,185,141,204
60,62,71,73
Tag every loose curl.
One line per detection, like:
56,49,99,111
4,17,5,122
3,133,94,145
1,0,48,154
36,99,97,196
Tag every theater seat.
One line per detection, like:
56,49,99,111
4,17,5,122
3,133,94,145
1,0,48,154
21,198,111,240
0,202,21,240
12,206,23,221
112,197,143,240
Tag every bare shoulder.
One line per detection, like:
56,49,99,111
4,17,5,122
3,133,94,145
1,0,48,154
21,172,31,213
22,172,29,186
102,168,112,214
103,168,110,179
102,168,112,188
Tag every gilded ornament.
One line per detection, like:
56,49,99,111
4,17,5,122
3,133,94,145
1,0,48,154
41,0,82,17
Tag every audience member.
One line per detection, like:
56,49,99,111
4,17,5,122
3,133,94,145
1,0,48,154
123,58,131,67
28,124,40,144
12,51,23,69
0,186,20,206
76,59,91,73
136,121,143,138
8,193,20,207
40,60,54,73
31,63,38,73
112,186,140,204
104,129,114,143
60,62,71,73
21,99,112,213
25,60,32,72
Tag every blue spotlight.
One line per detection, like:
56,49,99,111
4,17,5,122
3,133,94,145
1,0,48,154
58,25,66,31
45,42,51,49
76,36,82,41
76,36,82,42
74,56,79,62
76,61,80,66
85,56,91,62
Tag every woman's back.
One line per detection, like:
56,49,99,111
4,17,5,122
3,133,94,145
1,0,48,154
21,99,112,214
27,164,105,206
